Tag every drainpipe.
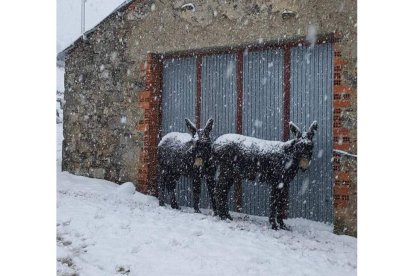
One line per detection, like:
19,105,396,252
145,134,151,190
81,0,87,40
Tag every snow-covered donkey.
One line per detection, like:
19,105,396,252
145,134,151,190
213,121,318,230
157,118,217,214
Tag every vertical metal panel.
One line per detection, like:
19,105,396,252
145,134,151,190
289,43,333,222
161,57,197,207
200,54,237,138
162,57,197,134
200,53,237,210
241,49,284,216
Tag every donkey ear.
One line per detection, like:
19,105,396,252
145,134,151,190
307,121,318,140
204,118,214,136
289,121,302,138
185,118,197,136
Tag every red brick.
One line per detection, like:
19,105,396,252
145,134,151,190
334,143,351,151
335,172,350,181
334,199,348,208
334,186,349,196
334,57,348,66
138,101,151,109
140,61,148,73
139,90,151,100
334,85,352,94
333,128,350,136
138,166,149,175
334,100,351,108
137,53,164,194
137,124,148,132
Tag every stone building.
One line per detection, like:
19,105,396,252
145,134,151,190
62,0,357,236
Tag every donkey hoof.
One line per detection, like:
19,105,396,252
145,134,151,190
219,214,227,220
171,204,181,210
194,209,201,213
279,224,291,231
277,220,291,231
271,224,279,230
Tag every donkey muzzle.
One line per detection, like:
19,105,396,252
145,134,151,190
299,159,310,171
193,158,204,167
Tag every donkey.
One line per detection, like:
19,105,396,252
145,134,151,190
157,118,217,214
212,121,318,230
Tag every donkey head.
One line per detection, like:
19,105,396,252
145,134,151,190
185,118,214,167
289,121,318,171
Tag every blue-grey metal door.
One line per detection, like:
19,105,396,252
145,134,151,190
289,43,334,222
161,54,238,210
160,43,333,222
241,49,284,216
161,57,197,207
200,53,237,210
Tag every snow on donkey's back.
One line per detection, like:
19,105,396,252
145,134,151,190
213,121,319,231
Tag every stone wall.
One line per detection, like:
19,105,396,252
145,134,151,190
62,8,144,184
63,0,357,236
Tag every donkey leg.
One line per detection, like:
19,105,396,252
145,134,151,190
223,179,233,220
269,185,279,230
158,171,166,207
216,176,229,220
170,178,181,210
276,186,290,231
205,174,218,216
193,176,201,213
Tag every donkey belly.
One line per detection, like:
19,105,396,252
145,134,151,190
236,155,260,181
240,164,259,181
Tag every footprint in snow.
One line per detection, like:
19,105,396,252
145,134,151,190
169,239,181,247
131,245,141,254
192,230,203,236
115,265,131,275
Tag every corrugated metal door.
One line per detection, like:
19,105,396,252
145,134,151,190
200,53,237,210
161,57,197,207
289,43,334,222
161,54,238,210
160,42,333,222
241,49,284,216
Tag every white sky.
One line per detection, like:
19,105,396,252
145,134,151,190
57,0,126,52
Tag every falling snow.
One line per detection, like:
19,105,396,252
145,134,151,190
318,149,324,158
300,177,310,195
306,25,318,48
226,61,234,79
254,119,263,128
56,1,358,274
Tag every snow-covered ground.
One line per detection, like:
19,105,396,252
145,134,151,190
56,98,356,275
56,173,356,275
